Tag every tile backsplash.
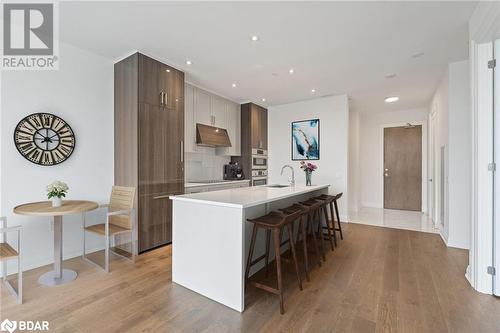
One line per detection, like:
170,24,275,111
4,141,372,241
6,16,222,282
185,147,230,181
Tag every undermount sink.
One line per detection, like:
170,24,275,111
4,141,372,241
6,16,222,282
266,184,290,188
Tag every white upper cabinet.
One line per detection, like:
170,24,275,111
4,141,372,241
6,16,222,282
211,96,227,128
217,101,241,156
194,88,212,126
185,83,241,156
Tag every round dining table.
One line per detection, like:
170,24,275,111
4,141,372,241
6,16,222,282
14,200,98,286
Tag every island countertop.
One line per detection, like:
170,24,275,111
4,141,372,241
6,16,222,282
170,184,329,209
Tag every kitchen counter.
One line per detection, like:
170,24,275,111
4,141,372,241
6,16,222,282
184,179,250,188
172,184,329,208
171,184,330,312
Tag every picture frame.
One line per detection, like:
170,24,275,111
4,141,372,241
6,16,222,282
291,119,320,160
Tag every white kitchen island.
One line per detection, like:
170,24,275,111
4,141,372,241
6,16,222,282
170,184,329,312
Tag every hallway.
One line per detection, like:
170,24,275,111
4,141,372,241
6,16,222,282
349,207,439,234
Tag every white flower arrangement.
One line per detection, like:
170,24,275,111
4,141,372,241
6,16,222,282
46,180,69,199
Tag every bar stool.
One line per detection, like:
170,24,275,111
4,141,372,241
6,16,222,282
245,210,303,314
314,195,337,247
316,192,344,241
279,204,313,281
333,193,344,240
313,196,335,250
299,199,326,262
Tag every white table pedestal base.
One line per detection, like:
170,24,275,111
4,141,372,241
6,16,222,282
38,269,77,286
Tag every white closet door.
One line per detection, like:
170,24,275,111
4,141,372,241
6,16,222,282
494,39,500,296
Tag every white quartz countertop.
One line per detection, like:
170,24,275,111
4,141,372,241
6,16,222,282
171,184,329,208
185,180,250,188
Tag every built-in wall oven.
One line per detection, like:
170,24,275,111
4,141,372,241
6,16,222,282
252,149,268,169
252,169,268,186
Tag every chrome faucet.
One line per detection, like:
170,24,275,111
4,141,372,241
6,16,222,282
281,165,295,186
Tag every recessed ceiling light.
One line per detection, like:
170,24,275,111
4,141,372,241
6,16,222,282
261,98,266,102
186,60,192,65
166,69,170,72
385,96,399,103
251,35,259,41
232,83,237,88
411,52,425,58
289,69,294,74
311,89,316,93
385,73,396,79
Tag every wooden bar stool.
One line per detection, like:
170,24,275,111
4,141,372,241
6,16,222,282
279,204,312,281
315,195,338,247
333,193,344,240
312,196,335,250
245,210,303,314
299,199,326,262
316,192,344,241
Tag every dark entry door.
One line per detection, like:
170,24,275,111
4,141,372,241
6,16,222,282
384,125,422,211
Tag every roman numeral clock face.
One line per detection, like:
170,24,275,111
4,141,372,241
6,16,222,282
14,113,76,166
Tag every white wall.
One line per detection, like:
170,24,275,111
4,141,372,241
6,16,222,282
448,60,471,249
348,109,360,213
267,95,349,218
1,42,114,273
430,70,449,240
358,108,428,210
430,60,471,250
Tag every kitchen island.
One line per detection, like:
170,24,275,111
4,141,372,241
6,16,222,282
170,184,329,312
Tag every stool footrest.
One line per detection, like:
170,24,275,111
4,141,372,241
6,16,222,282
251,281,280,295
250,253,267,267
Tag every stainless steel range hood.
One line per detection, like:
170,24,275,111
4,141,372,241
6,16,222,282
196,123,232,147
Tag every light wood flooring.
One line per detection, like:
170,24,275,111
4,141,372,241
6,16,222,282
1,223,500,333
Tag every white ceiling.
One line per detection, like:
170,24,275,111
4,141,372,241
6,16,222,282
60,1,477,113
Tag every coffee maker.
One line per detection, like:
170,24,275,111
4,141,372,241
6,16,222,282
223,162,244,180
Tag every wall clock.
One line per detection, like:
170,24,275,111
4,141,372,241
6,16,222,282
13,113,76,166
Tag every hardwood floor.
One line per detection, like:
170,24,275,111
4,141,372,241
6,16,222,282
2,223,499,332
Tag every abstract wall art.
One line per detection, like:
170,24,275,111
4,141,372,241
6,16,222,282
291,119,319,160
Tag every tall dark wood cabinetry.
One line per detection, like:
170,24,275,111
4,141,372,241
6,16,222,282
115,53,184,253
232,103,267,183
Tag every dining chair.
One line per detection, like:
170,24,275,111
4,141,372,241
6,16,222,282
0,216,22,303
83,186,136,272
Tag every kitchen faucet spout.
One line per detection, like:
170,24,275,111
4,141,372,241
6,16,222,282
281,165,295,187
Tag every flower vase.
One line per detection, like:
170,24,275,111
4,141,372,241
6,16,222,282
305,170,312,186
52,197,62,208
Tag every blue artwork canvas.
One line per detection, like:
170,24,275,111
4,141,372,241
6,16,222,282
291,119,320,160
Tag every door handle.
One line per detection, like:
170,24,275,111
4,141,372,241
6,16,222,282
160,92,164,105
165,92,168,106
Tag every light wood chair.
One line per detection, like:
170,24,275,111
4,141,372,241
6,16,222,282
83,186,136,272
0,216,22,304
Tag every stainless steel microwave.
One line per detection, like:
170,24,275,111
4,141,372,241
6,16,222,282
251,149,268,170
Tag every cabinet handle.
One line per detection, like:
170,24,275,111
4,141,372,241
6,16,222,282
165,92,168,106
159,92,164,105
180,140,184,162
153,194,170,200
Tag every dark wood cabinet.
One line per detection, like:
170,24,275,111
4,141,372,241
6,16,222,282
248,104,267,150
115,53,184,253
232,103,268,184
